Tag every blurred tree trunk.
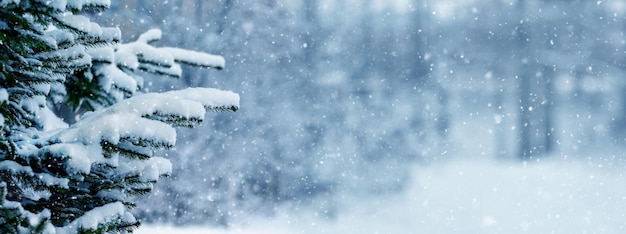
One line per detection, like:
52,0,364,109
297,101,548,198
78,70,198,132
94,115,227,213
303,0,319,73
215,0,233,35
412,0,449,137
516,0,555,159
349,0,374,82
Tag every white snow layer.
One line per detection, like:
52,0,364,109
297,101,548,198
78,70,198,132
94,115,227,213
116,29,225,76
49,87,238,173
33,0,111,11
59,14,101,35
162,47,226,69
0,161,69,188
57,112,177,147
118,156,172,181
88,46,114,63
136,28,162,44
34,0,67,11
57,202,134,233
42,143,103,174
38,106,69,131
0,88,6,126
0,193,56,234
0,0,19,7
95,64,138,93
0,88,7,102
66,0,110,10
116,42,182,78
99,26,121,43
164,87,240,111
28,209,55,234
88,46,138,94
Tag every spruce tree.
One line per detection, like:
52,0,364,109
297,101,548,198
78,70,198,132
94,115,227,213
0,1,238,233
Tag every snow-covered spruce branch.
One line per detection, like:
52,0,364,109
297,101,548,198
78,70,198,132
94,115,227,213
116,29,225,79
135,28,225,70
69,28,227,112
51,87,239,172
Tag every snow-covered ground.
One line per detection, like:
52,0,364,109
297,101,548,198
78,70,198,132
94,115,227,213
138,157,626,234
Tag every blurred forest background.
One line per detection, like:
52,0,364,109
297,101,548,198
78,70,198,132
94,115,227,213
90,0,626,226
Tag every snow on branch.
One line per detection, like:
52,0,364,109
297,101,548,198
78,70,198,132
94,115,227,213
161,47,226,69
87,46,114,64
0,160,69,188
58,201,136,233
50,87,239,158
115,29,226,79
52,14,120,48
28,0,111,12
38,143,105,175
96,63,138,94
66,0,111,12
117,156,172,182
55,112,177,149
164,87,240,112
0,0,18,8
116,41,180,77
57,15,101,36
136,28,162,44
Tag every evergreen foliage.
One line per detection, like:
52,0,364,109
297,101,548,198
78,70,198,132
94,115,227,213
0,1,238,233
